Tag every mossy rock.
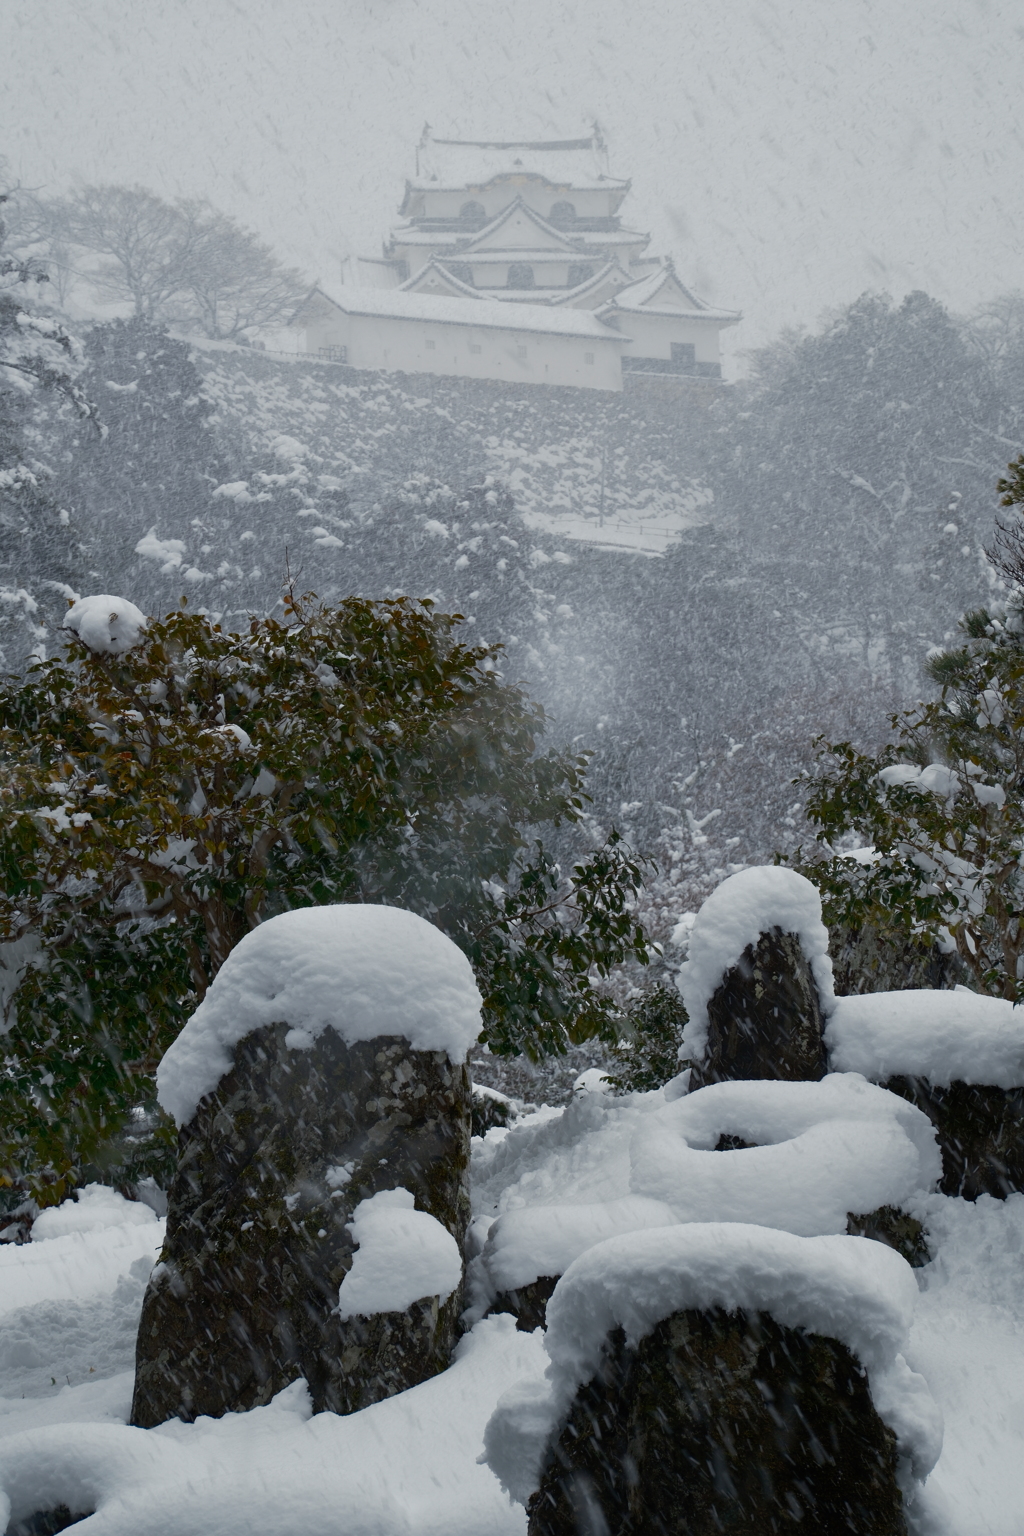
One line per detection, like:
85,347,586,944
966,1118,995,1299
830,923,966,997
692,928,827,1088
529,1308,907,1536
847,1205,930,1268
883,1075,1024,1200
471,1085,516,1137
489,1274,560,1332
131,1026,470,1426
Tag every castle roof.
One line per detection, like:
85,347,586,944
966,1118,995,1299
289,285,629,342
389,196,648,257
406,130,629,195
398,256,637,308
599,262,742,325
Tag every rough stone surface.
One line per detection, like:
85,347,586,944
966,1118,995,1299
490,1274,560,1332
883,1074,1024,1199
691,928,828,1089
131,1025,470,1427
846,1206,931,1268
830,923,966,997
528,1308,907,1536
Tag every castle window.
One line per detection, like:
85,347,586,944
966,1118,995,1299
459,201,486,226
507,263,535,289
516,345,528,360
567,264,595,288
584,351,594,365
550,201,576,225
468,342,482,354
670,342,696,367
425,339,436,350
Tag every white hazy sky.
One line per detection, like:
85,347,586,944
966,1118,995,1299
4,0,1023,374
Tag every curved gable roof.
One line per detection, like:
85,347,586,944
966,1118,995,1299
601,263,742,324
457,197,585,253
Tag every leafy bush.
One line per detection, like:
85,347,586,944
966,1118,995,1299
0,592,652,1199
605,982,688,1093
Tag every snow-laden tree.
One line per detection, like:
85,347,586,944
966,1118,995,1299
0,591,650,1198
702,290,1000,696
0,187,100,670
801,472,1024,999
52,315,234,614
174,198,308,340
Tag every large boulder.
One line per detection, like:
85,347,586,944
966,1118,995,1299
529,1310,907,1536
828,989,1024,1199
131,904,481,1427
830,921,966,997
696,927,828,1086
484,1225,941,1536
881,1077,1024,1199
679,868,834,1089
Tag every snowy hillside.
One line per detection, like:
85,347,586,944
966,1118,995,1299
5,291,1012,946
196,343,714,555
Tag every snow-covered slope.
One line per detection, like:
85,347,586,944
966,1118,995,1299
196,343,713,556
1,1086,1023,1533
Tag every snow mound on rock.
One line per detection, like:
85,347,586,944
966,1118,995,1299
157,904,483,1126
474,1074,940,1300
678,866,835,1064
828,988,1024,1088
483,1196,678,1295
32,1185,159,1242
484,1223,943,1505
337,1188,462,1318
63,595,147,654
629,1074,941,1236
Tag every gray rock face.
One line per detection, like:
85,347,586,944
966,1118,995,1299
830,922,966,997
882,1075,1024,1199
691,927,828,1089
489,1275,560,1333
846,1205,930,1267
131,1025,470,1427
528,1308,907,1536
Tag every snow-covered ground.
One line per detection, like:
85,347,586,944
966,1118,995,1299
1,1100,1023,1533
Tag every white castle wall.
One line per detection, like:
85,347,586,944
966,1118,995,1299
301,311,624,392
618,311,723,367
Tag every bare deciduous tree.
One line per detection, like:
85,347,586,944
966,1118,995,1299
48,184,197,318
175,199,308,339
39,185,307,338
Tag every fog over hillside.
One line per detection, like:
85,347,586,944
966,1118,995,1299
4,0,1023,370
4,292,1019,947
4,0,1023,939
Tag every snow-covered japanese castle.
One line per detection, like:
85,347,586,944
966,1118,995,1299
286,130,740,393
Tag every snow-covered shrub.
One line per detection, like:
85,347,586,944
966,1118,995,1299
803,582,1024,1002
0,593,652,1198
